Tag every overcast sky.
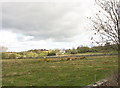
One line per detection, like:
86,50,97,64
0,0,100,52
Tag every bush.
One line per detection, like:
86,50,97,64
44,58,54,62
65,49,78,54
47,52,56,56
77,47,90,53
79,56,86,59
70,49,78,54
9,53,17,59
89,48,98,52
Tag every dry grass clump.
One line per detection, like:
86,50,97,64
43,58,55,62
66,56,86,61
42,56,86,62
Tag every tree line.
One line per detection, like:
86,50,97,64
1,43,117,59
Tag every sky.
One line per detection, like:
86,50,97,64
0,0,100,52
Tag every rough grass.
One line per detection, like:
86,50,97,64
2,55,118,86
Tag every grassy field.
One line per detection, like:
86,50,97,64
2,55,118,86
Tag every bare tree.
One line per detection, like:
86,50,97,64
90,0,120,50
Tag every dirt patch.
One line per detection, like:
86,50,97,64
50,66,56,68
3,72,31,77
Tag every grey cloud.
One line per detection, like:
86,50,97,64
2,2,87,42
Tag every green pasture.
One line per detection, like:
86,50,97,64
2,55,118,86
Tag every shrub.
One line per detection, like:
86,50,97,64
66,57,77,61
66,57,71,61
70,50,78,54
89,48,98,52
77,47,90,53
44,58,54,62
9,53,17,59
47,52,56,56
79,56,86,59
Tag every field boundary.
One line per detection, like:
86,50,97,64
37,53,118,59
